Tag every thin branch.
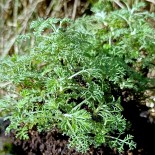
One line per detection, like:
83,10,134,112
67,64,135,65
45,0,54,17
72,0,78,20
113,0,125,9
146,0,155,5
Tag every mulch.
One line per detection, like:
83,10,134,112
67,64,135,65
11,128,118,155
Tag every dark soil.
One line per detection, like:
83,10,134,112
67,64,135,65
11,128,117,155
121,99,155,155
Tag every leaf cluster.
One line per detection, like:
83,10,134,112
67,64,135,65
0,3,155,153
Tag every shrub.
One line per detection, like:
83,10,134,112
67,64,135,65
0,3,155,153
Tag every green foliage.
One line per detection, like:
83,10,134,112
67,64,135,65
0,3,155,153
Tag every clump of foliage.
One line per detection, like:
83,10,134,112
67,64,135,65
0,2,155,153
